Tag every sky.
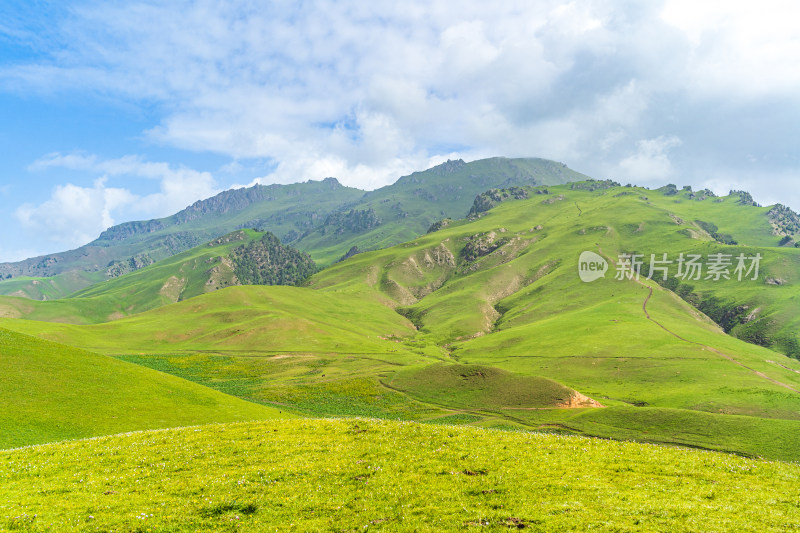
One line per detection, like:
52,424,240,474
1,1,800,262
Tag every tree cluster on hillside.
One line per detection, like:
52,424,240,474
730,190,760,207
659,184,679,196
768,204,800,238
427,218,453,233
568,179,620,191
460,231,508,262
336,246,361,263
467,187,530,218
694,220,738,245
106,254,156,278
229,232,318,286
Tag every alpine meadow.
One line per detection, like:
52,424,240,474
2,156,800,531
4,2,800,531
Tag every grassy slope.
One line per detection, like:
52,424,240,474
0,285,421,356
304,183,800,458
0,271,105,300
3,182,800,459
0,285,456,428
2,419,800,532
294,157,590,264
0,229,297,323
0,328,287,449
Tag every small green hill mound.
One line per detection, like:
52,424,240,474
0,328,286,449
2,418,800,531
390,363,595,410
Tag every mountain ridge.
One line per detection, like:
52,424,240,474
0,156,589,291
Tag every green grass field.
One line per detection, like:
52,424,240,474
0,328,287,449
2,418,800,532
2,180,800,464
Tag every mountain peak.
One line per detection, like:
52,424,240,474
429,159,467,175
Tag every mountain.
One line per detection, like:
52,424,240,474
0,229,318,323
0,157,589,295
288,157,590,263
0,177,359,285
4,179,800,460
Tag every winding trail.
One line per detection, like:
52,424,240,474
641,285,799,394
598,244,799,394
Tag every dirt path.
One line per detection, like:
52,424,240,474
641,285,800,394
598,244,800,394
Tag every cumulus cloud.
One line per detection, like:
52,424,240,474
17,154,220,249
2,0,800,243
617,136,682,183
15,178,136,249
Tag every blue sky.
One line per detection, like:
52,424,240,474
2,1,800,262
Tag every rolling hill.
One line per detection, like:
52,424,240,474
3,179,800,459
0,157,588,294
0,327,287,449
0,229,319,323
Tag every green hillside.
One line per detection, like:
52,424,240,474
291,157,590,263
0,328,287,449
2,419,800,531
0,229,317,323
0,177,361,283
302,180,800,458
3,179,800,460
0,157,588,289
0,270,105,300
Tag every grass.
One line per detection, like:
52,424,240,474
3,181,800,460
388,363,578,410
293,157,588,264
2,418,800,531
0,271,105,300
0,328,287,449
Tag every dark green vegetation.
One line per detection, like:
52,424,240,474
389,363,590,410
3,419,800,531
0,157,586,289
0,328,285,449
229,231,317,285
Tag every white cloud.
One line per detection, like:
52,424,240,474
18,154,220,249
617,135,682,182
15,178,136,248
2,0,800,209
660,0,800,98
